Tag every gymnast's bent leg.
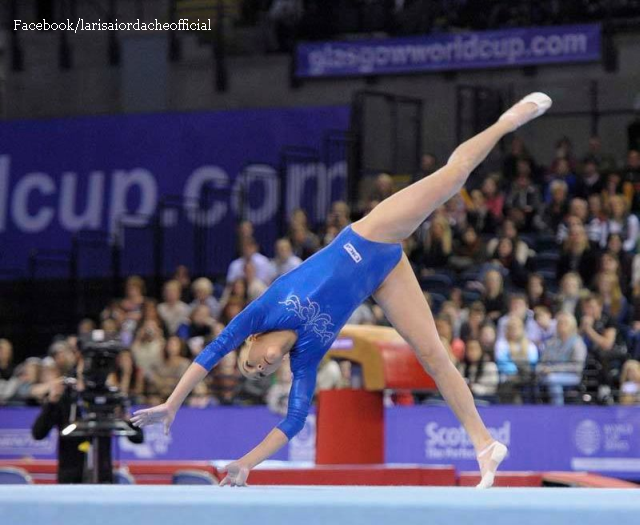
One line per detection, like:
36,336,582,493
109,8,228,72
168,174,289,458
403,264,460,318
352,93,551,244
374,254,503,488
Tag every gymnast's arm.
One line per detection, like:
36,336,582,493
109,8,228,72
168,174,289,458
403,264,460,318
132,301,266,431
220,371,316,486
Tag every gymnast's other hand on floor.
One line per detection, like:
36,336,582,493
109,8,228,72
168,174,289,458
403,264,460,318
219,460,251,487
131,402,176,436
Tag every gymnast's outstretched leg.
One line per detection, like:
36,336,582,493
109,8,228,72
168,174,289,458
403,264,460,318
374,254,504,488
353,93,551,244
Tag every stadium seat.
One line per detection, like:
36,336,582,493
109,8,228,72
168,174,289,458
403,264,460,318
419,274,453,294
534,252,560,272
0,467,33,484
535,234,558,253
172,470,217,485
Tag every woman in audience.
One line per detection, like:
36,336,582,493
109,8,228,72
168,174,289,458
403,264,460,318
481,269,508,321
538,312,587,405
412,215,452,272
526,273,553,310
190,277,221,320
131,319,166,375
480,176,505,224
147,336,191,405
0,339,14,381
604,234,634,292
555,272,585,316
450,225,486,272
158,280,190,335
600,194,639,252
459,339,499,402
460,302,487,342
120,276,147,323
557,222,598,284
173,265,193,303
620,360,640,405
595,272,629,324
435,315,465,363
490,237,527,288
486,219,530,266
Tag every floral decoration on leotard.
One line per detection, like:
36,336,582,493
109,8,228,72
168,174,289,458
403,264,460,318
279,295,335,343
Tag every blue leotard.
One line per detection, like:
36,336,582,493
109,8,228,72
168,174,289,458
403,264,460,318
194,225,402,439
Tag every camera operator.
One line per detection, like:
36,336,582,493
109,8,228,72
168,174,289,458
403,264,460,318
31,338,144,483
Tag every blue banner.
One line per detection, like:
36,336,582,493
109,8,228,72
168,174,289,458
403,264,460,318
0,106,350,276
2,405,639,480
386,405,640,480
296,24,601,78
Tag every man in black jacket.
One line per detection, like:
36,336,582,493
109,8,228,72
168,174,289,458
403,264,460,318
32,379,143,483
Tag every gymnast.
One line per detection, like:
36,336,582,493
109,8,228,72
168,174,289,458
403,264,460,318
132,92,552,488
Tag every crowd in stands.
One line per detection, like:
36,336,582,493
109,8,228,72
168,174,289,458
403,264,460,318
2,133,640,412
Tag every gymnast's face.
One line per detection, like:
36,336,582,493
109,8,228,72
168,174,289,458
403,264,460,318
238,330,297,380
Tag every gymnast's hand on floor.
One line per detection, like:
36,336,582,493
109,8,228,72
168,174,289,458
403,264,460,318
219,461,251,487
131,403,176,436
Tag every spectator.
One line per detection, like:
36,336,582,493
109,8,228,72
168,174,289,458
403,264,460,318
602,171,626,209
486,219,530,266
466,189,498,235
557,221,599,284
147,336,191,404
77,319,96,338
459,339,499,401
497,293,537,340
579,294,628,401
245,259,269,302
622,149,640,212
620,360,640,405
489,237,527,288
289,221,321,260
173,265,192,303
412,215,451,271
557,198,603,245
555,272,585,316
594,272,629,324
418,153,438,179
479,323,498,361
529,306,557,352
108,349,144,403
120,276,147,323
583,135,616,173
435,315,465,362
538,312,587,405
1,357,42,405
460,302,486,342
481,269,508,321
237,220,255,248
272,238,302,277
158,280,190,335
495,317,539,402
574,159,604,199
526,273,553,310
327,201,351,231
48,340,76,376
600,194,639,252
266,359,293,415
316,357,345,390
0,339,14,380
534,179,569,233
179,304,218,357
140,299,167,335
227,238,275,284
450,225,486,272
502,136,534,182
131,319,166,375
190,277,221,320
604,234,634,293
480,176,505,224
505,169,541,231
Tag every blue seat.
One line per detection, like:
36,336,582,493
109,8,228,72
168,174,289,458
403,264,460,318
113,468,136,484
535,252,560,272
0,467,33,484
535,234,558,253
419,274,453,294
172,470,217,485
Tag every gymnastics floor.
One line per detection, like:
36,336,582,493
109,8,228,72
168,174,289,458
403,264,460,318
2,485,639,525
